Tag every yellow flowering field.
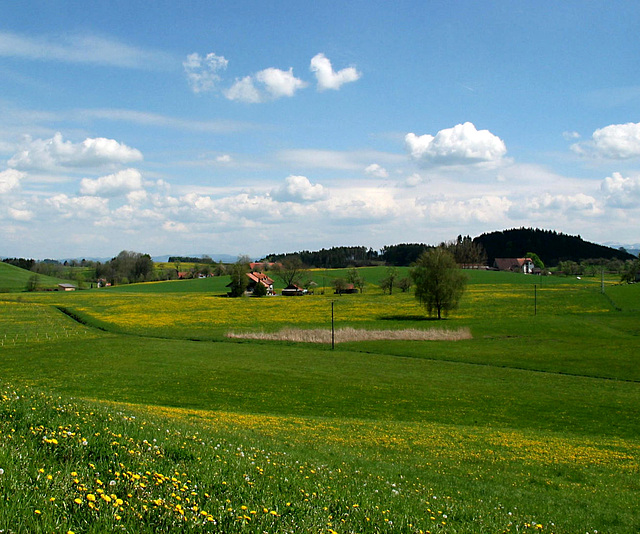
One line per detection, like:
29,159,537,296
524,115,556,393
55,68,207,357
25,291,431,339
140,403,639,472
2,275,614,341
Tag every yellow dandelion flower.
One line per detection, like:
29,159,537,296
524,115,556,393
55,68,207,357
74,498,82,505
34,509,41,515
86,494,96,502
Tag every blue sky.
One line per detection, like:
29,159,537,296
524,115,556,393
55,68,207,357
2,1,640,259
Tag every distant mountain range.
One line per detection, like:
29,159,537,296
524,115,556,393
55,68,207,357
604,243,640,257
43,253,242,264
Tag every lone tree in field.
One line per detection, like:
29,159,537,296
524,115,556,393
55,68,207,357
411,248,467,319
380,266,398,294
346,267,366,293
228,256,250,297
273,256,307,288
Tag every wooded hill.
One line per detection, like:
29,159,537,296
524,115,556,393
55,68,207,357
474,228,635,266
265,229,635,268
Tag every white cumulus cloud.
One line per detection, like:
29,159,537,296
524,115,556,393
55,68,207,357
601,172,640,207
0,169,26,193
79,169,143,197
365,163,389,178
405,173,426,187
163,220,189,233
256,67,308,98
8,207,33,221
183,52,228,93
272,175,327,203
421,195,512,223
514,192,601,217
226,68,307,103
8,133,142,171
406,122,507,166
46,194,109,218
126,189,148,205
225,76,262,103
310,53,361,91
571,122,640,159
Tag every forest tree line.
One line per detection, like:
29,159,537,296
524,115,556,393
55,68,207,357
4,228,638,288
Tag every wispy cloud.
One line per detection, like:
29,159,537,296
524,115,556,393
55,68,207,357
364,163,389,178
183,52,228,93
0,31,174,70
72,108,256,133
278,149,401,171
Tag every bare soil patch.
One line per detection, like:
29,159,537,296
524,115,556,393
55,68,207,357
226,327,472,344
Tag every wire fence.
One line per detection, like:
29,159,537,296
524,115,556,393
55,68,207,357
0,301,94,348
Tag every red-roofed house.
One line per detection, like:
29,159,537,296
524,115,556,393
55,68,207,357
247,271,275,295
494,258,535,274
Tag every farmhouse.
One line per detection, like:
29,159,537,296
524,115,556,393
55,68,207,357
494,257,535,274
334,283,359,295
247,271,275,295
282,284,306,296
58,283,76,291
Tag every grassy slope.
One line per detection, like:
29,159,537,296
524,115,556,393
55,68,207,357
1,271,639,532
0,262,72,292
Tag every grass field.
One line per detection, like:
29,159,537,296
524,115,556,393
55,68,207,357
0,267,638,533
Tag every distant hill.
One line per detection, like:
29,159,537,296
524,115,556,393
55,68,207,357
153,254,239,263
474,228,636,267
0,262,71,292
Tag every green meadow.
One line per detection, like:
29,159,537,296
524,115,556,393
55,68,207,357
0,268,638,533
